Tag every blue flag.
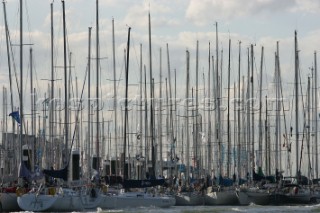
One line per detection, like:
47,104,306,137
9,111,21,124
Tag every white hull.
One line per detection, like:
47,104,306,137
81,188,104,209
205,189,239,205
0,192,21,212
275,190,311,204
245,189,272,205
175,192,204,206
272,185,311,205
99,191,176,209
311,189,320,203
236,191,250,205
81,188,175,210
17,187,83,212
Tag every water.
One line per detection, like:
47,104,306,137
95,205,320,213
19,204,317,213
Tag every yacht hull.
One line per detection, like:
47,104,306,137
205,189,239,205
175,192,204,206
17,188,83,212
99,192,176,209
0,192,21,212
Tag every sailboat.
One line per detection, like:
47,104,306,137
237,45,277,206
81,10,175,209
271,31,312,205
17,1,83,211
0,1,20,211
95,21,174,209
273,177,311,205
0,0,38,211
0,185,19,212
205,32,238,206
17,166,82,212
174,46,204,206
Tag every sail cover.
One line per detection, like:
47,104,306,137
43,165,68,181
18,161,43,181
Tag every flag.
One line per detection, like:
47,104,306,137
9,111,21,124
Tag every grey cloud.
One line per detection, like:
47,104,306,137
185,0,318,25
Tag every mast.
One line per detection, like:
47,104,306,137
2,1,13,114
276,43,282,172
43,91,48,168
19,0,23,164
191,88,195,179
2,87,7,177
240,76,245,178
275,44,280,176
3,3,16,173
62,0,68,168
30,47,34,171
165,78,170,176
237,41,241,180
211,55,215,176
159,47,163,177
123,27,131,180
314,51,318,179
58,88,62,167
49,2,54,168
195,41,199,178
87,27,92,178
174,69,177,170
148,11,155,178
166,43,175,177
202,72,205,177
294,31,299,176
265,96,269,175
95,0,100,174
207,42,212,176
75,76,80,150
68,53,72,159
307,76,311,179
144,65,148,176
233,81,236,177
250,44,255,174
151,78,156,177
186,49,190,184
258,46,264,174
246,48,251,179
112,18,118,176
139,43,143,179
215,22,222,177
227,39,231,177
215,22,219,95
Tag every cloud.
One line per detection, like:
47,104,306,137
291,0,320,13
185,0,320,26
119,0,181,30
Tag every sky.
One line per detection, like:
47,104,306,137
0,0,320,175
0,0,320,107
0,0,320,104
